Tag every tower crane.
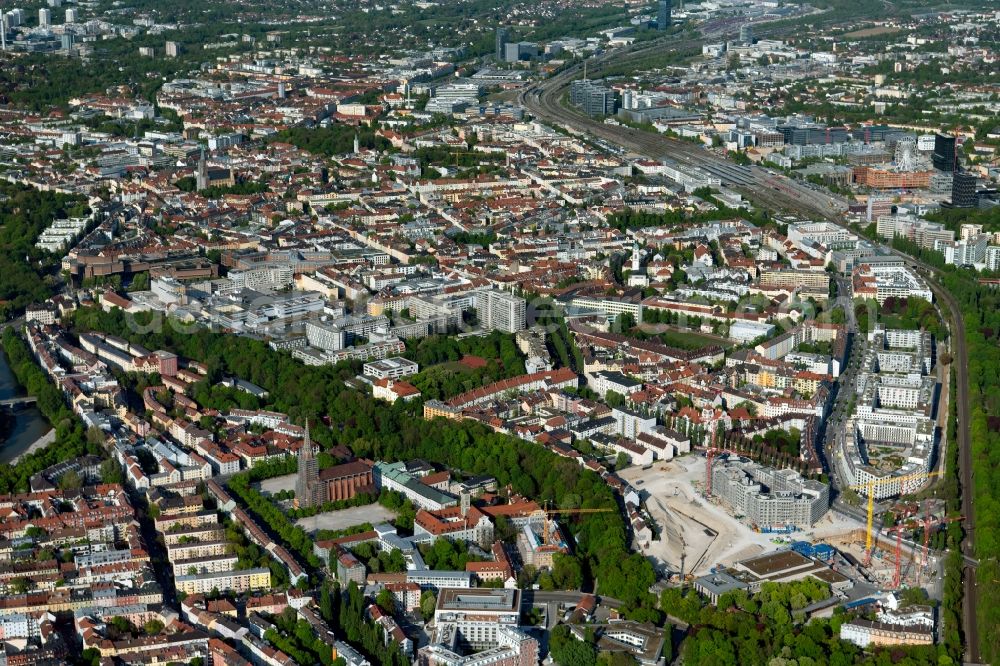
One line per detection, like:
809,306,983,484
887,512,964,589
846,470,942,567
916,506,965,586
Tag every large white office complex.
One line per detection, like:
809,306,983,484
839,326,938,499
852,257,933,305
710,457,830,529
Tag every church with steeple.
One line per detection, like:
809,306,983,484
195,148,235,191
295,423,321,509
294,422,375,509
627,240,649,287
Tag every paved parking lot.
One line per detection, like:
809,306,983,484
294,504,396,533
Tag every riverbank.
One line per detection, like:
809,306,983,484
0,347,53,465
9,427,55,466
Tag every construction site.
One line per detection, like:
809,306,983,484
619,457,861,578
621,455,951,599
822,497,952,598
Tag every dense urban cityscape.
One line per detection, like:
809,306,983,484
0,0,998,665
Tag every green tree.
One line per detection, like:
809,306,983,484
129,272,150,292
615,452,630,470
551,553,584,590
58,469,83,490
144,619,164,635
376,588,395,613
420,590,437,622
100,458,124,485
80,648,101,666
86,426,106,448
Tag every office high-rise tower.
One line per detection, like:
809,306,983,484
38,8,51,28
496,27,509,61
658,0,671,30
951,171,978,208
932,133,956,172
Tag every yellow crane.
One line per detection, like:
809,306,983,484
541,505,616,544
848,470,941,565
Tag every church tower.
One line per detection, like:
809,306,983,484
295,422,318,509
195,148,209,191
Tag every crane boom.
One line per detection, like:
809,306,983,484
540,506,615,544
847,470,941,566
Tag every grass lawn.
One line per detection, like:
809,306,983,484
659,329,730,350
878,313,917,330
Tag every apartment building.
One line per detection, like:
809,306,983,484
228,264,293,291
432,589,522,651
166,540,230,562
612,406,656,440
590,371,643,399
418,627,537,666
759,269,830,293
174,568,271,595
852,259,932,305
710,458,829,528
172,554,240,577
840,619,933,648
475,290,526,333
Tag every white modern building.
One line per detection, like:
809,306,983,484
363,357,418,380
35,217,88,254
475,289,526,333
432,589,521,651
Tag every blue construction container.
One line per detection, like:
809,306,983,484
789,541,835,560
790,541,814,556
843,597,876,610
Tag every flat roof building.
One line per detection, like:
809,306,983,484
363,357,418,380
433,588,521,651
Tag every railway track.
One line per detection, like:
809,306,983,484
520,43,848,222
520,24,981,663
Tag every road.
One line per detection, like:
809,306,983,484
823,274,863,490
519,33,980,664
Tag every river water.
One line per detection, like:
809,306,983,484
0,348,52,464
